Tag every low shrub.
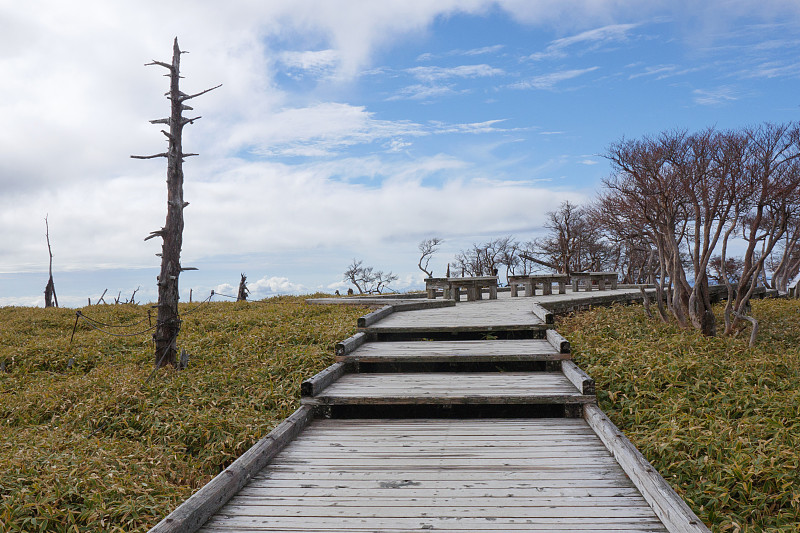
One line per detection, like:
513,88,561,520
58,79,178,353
0,297,367,532
558,299,800,532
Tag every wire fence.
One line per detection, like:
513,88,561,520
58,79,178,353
65,289,312,389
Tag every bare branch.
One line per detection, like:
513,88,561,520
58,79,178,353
144,229,165,241
179,84,222,102
145,60,174,70
131,153,168,159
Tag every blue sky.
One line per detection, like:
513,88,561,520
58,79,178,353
2,1,800,306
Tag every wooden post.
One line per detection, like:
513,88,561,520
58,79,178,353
132,38,220,368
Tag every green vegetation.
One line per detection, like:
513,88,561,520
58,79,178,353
558,299,800,532
0,297,367,532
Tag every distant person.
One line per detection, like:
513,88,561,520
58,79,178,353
335,290,340,296
347,288,354,296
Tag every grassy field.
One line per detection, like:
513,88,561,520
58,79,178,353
558,298,800,532
0,297,368,532
1,296,797,532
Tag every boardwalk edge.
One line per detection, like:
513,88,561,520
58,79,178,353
147,405,315,533
584,403,711,533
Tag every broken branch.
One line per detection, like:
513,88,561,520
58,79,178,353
179,84,222,102
131,153,168,160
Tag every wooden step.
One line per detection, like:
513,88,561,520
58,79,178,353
359,298,549,337
338,339,566,363
301,371,595,406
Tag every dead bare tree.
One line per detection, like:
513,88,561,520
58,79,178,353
343,259,398,294
43,215,58,308
452,237,516,279
344,259,369,294
602,123,800,342
519,201,613,278
132,38,219,368
417,237,442,278
769,214,800,292
723,123,800,338
237,273,249,301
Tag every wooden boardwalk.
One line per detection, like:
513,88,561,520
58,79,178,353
198,419,667,532
150,287,710,533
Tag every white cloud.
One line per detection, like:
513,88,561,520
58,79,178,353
509,67,600,90
416,44,505,62
528,23,641,61
214,283,238,299
463,44,505,56
406,64,505,82
248,276,306,297
387,84,460,101
278,49,340,79
693,86,739,105
628,64,701,80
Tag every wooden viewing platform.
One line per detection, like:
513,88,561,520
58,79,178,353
151,286,710,533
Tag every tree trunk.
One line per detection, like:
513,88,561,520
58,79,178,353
237,273,249,301
133,38,219,368
44,216,58,308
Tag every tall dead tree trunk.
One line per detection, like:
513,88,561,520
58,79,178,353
43,215,58,308
237,273,249,301
132,38,219,368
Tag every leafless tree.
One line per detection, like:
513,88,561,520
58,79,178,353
452,237,515,279
709,256,744,285
132,38,219,368
344,259,369,294
722,123,800,338
43,215,58,308
520,201,613,276
769,213,800,292
417,237,442,278
372,270,399,294
344,259,398,294
602,123,800,341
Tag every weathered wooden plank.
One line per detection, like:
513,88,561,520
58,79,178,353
148,405,315,533
247,476,637,489
237,486,645,498
334,332,366,357
202,526,663,533
305,372,590,405
205,504,661,518
202,521,665,532
531,302,554,324
275,437,605,446
224,495,654,508
391,299,457,312
584,404,711,533
340,339,563,363
546,329,571,354
562,360,595,395
303,395,595,406
357,305,393,328
300,362,347,397
361,297,547,332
